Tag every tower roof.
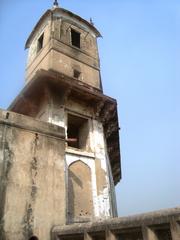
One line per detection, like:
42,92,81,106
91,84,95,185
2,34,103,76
25,7,102,49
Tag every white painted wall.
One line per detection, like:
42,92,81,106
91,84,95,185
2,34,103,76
47,105,115,219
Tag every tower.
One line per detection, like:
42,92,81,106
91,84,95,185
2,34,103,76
0,2,121,240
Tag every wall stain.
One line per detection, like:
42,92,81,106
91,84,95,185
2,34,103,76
0,126,14,240
22,133,39,238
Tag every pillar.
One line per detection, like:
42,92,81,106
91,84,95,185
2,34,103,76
142,226,159,240
84,232,93,240
106,229,118,240
170,219,180,240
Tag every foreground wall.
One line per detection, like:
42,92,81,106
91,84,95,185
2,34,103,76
0,109,66,240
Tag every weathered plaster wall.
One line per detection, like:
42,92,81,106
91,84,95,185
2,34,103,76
66,96,94,119
26,42,51,82
45,95,117,221
26,44,100,89
0,109,66,240
59,17,99,59
92,119,116,218
50,49,100,89
27,17,51,66
68,160,93,222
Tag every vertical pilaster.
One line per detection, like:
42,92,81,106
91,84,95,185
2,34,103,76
142,226,159,240
170,219,180,240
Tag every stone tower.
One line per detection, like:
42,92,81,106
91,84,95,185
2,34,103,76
0,2,121,240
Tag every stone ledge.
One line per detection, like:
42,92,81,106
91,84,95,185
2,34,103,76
0,109,65,140
52,207,180,235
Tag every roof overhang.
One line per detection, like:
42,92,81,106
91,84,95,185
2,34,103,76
8,69,121,184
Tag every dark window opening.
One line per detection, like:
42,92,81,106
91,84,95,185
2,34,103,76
155,228,172,240
67,114,89,149
37,33,44,53
59,234,84,240
73,70,81,79
90,232,106,240
29,236,39,240
71,29,80,48
118,231,143,240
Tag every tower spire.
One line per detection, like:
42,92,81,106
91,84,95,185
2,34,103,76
53,0,59,7
90,18,94,26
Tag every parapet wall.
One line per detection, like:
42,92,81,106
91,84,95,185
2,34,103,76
52,207,180,240
0,109,65,139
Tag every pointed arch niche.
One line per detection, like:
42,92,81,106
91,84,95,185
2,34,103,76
68,160,93,222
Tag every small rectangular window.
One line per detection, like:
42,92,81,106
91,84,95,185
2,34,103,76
37,33,44,53
71,29,80,48
73,70,81,79
67,114,89,149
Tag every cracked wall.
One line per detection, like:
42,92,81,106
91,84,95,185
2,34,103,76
46,94,117,221
0,110,66,240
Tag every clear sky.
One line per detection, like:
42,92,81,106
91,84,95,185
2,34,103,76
0,0,179,216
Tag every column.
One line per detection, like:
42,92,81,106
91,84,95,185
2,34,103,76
84,232,93,240
142,226,159,240
170,219,180,240
106,229,118,240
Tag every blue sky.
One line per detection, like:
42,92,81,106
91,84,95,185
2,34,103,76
0,0,179,216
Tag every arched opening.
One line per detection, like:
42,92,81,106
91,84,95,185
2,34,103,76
68,160,93,223
29,236,39,240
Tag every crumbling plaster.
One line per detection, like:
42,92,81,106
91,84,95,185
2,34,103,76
43,93,117,220
0,109,66,240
